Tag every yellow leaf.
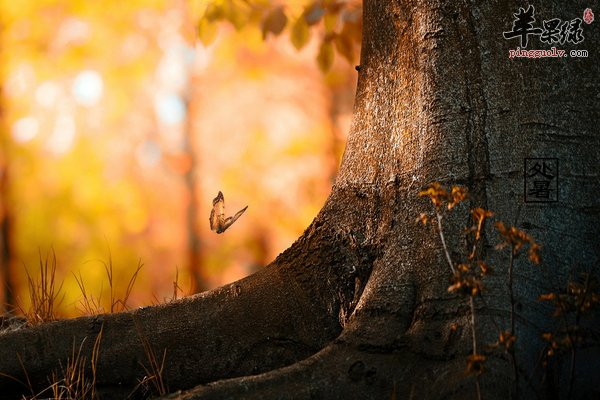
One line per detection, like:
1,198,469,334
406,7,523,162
205,3,225,22
291,17,310,50
324,12,338,32
197,18,219,46
262,6,287,39
224,2,249,31
317,40,334,72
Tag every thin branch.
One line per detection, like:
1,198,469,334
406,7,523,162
507,247,520,399
470,296,482,400
435,211,456,274
567,273,589,400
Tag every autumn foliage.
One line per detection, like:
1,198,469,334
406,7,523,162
0,0,361,317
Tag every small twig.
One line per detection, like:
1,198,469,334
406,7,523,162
470,297,478,355
566,274,589,400
103,257,115,313
171,266,184,302
508,204,522,338
566,346,576,400
470,296,482,400
435,211,456,274
118,259,144,311
505,204,523,400
90,325,104,400
508,248,516,336
507,246,520,399
133,319,168,396
17,352,33,395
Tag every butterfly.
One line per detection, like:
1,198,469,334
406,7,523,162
209,191,248,234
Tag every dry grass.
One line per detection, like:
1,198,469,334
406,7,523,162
16,249,64,325
133,320,168,397
153,266,186,305
44,326,103,400
0,327,103,400
0,353,35,397
170,266,184,302
5,249,175,399
73,257,144,315
73,270,103,316
104,257,144,313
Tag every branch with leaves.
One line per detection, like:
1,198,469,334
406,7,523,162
418,182,544,400
197,0,362,72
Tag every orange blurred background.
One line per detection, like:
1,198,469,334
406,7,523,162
0,0,358,317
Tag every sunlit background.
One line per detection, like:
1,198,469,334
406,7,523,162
0,0,359,317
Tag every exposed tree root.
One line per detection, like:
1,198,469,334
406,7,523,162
0,194,378,399
159,336,514,400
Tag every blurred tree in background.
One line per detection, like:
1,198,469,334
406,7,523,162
0,0,360,316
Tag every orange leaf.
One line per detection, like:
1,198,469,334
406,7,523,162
471,207,494,221
466,353,486,375
449,185,468,206
538,293,556,301
416,213,429,225
457,263,470,272
478,261,491,274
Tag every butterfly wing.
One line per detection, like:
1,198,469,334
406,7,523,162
210,191,247,234
221,206,248,233
210,191,225,232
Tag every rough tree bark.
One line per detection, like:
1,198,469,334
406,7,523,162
1,1,599,399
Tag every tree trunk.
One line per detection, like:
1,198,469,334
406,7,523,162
0,85,15,314
1,1,598,399
0,168,14,314
183,95,205,294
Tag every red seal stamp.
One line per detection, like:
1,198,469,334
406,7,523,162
583,8,594,25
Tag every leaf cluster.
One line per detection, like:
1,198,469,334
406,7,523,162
418,182,599,398
197,0,362,72
539,273,600,362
